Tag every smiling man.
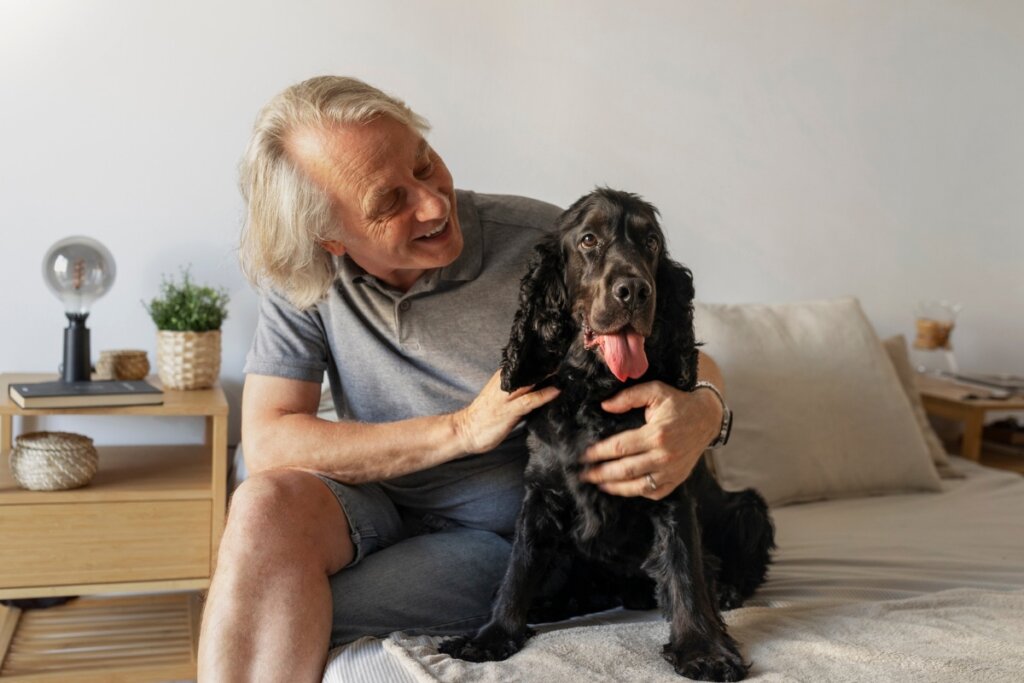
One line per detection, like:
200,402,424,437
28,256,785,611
197,76,729,682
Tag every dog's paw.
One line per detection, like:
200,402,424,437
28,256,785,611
437,635,470,658
438,626,535,662
662,641,749,681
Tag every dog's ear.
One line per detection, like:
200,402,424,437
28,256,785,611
500,234,572,392
652,255,700,391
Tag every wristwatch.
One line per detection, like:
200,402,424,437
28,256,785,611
694,381,732,448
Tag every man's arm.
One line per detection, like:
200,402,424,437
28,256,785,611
577,350,725,499
242,370,559,483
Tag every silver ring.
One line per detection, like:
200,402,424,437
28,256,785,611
645,473,657,492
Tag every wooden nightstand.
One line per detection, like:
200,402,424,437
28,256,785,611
0,373,228,681
916,373,1024,474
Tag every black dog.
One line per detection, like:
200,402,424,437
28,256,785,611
440,189,774,681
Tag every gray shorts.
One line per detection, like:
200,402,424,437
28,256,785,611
314,441,528,646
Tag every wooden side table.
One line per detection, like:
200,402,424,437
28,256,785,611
916,373,1024,472
0,373,228,681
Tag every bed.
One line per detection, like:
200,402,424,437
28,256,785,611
323,456,1024,682
308,298,1024,682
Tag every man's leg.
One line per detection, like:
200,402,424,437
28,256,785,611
197,468,353,682
327,526,513,646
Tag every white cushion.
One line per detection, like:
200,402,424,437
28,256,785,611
695,298,942,506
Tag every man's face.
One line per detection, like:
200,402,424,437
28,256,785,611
287,116,463,291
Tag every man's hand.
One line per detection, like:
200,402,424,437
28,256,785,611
577,381,722,500
453,370,561,455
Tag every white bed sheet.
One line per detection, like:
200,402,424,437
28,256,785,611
323,457,1024,682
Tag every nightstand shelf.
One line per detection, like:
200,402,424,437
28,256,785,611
0,373,228,681
0,593,200,682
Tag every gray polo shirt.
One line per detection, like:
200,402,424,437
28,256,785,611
244,191,561,425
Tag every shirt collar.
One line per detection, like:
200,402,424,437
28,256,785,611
337,253,367,284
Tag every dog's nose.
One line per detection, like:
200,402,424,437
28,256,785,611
612,277,652,308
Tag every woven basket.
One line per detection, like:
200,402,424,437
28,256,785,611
157,329,221,390
10,431,99,491
96,349,150,380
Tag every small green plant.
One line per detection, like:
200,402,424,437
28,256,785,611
144,267,229,332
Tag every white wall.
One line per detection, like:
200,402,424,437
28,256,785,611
2,0,1021,446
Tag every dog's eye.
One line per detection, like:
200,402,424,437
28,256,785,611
645,235,660,252
579,233,598,249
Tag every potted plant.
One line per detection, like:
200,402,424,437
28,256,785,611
144,268,229,390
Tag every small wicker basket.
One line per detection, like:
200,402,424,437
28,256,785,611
157,329,221,390
9,431,99,491
96,349,151,380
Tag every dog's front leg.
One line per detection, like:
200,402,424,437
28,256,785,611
647,499,749,681
439,485,564,662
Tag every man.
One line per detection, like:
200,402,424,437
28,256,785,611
197,76,729,681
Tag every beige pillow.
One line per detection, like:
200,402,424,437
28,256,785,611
695,298,942,506
881,335,962,479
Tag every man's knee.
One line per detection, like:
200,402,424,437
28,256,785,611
220,469,352,572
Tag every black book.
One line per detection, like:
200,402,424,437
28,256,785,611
9,380,164,409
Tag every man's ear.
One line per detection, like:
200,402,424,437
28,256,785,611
321,239,347,257
500,235,571,392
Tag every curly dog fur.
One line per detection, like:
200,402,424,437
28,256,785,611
440,188,775,681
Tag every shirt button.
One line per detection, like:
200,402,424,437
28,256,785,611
399,300,411,312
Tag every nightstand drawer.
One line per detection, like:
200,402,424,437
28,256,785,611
0,500,211,589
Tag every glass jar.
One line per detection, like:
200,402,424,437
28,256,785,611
911,300,961,375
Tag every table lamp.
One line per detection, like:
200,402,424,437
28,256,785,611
42,236,116,383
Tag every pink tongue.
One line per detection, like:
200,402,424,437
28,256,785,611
596,331,649,382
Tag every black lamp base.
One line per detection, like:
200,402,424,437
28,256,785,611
61,313,92,383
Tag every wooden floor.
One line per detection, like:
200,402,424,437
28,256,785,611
0,593,199,682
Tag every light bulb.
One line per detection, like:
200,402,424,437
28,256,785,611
42,236,116,315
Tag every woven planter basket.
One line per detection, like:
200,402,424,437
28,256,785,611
157,329,221,390
10,431,99,491
96,349,150,380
